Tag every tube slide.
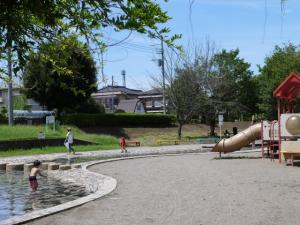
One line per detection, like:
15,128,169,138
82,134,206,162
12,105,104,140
211,123,261,153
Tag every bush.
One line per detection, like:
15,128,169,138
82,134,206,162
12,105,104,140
76,98,105,113
61,113,176,127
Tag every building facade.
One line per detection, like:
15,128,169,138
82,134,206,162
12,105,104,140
0,87,43,111
91,86,143,113
138,88,166,113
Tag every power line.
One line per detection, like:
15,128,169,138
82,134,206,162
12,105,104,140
102,36,155,51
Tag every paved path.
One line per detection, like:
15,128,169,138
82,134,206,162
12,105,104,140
29,152,300,225
0,144,212,164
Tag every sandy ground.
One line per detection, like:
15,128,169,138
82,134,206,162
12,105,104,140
28,152,300,225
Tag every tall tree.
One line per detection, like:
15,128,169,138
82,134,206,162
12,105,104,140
0,0,178,125
257,43,300,119
193,47,256,135
23,36,97,114
168,67,203,139
212,49,258,120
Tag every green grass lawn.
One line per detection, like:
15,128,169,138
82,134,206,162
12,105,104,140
0,125,119,157
0,124,118,143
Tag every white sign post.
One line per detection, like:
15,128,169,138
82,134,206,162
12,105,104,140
46,115,55,131
218,114,224,140
218,114,224,158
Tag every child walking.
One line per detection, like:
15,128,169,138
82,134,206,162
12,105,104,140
120,137,127,153
29,160,46,191
65,127,75,154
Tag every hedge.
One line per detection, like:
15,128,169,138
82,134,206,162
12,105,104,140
61,113,176,127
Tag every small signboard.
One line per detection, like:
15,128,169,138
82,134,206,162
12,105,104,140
218,114,223,126
46,116,55,124
46,116,55,131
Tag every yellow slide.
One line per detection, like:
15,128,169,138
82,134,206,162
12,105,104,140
211,123,261,153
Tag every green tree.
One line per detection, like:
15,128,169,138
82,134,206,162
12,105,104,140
168,67,203,139
257,43,300,119
0,0,178,124
194,48,256,135
0,0,174,74
23,36,97,114
212,49,258,120
13,95,28,110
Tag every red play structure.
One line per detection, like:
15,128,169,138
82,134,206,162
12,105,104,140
273,72,300,163
213,72,300,166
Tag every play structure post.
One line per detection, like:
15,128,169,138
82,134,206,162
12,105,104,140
218,114,223,140
261,120,264,158
277,99,281,163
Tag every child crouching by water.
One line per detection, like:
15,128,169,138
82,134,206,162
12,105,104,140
29,160,47,191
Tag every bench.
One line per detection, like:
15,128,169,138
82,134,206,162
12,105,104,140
281,141,300,166
157,140,179,145
186,136,200,141
196,137,219,144
282,152,300,166
125,141,140,147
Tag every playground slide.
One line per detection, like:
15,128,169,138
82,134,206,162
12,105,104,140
211,123,261,153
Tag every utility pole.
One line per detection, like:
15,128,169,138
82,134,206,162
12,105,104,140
7,46,13,126
160,36,166,115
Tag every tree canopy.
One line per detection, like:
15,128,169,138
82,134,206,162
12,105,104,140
168,67,203,138
257,43,300,119
167,45,256,136
211,49,258,119
23,36,98,113
0,0,177,78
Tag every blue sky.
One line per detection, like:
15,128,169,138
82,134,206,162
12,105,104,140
100,0,300,90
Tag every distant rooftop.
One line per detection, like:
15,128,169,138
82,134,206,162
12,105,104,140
139,88,162,96
96,86,143,95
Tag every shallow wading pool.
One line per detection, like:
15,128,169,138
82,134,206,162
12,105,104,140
0,171,88,221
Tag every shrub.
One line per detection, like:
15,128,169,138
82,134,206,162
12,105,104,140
61,113,176,127
76,98,105,113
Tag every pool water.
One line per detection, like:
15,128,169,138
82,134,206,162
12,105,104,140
0,171,88,221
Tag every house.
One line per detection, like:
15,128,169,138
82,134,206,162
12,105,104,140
0,87,21,108
92,85,143,112
0,87,43,111
138,88,167,113
117,99,145,113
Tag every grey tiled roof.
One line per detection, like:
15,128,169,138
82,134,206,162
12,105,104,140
139,88,162,96
97,86,143,95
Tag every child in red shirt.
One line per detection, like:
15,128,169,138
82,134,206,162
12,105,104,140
120,137,127,153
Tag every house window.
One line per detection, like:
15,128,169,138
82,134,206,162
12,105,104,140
154,100,163,107
113,98,119,105
145,100,153,108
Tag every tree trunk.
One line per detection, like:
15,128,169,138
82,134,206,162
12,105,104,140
209,120,215,136
178,123,183,139
7,43,14,126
